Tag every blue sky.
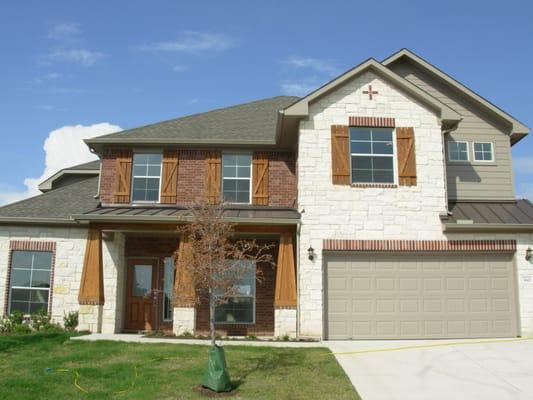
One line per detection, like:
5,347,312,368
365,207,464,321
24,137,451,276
0,0,532,203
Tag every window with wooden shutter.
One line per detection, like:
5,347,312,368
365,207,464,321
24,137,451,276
396,127,417,186
113,150,133,203
205,151,221,204
252,152,269,205
331,125,350,185
160,150,179,204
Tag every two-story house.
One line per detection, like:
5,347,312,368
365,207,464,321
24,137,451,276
1,49,532,340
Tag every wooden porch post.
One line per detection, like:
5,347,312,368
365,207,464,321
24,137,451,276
274,233,297,307
78,225,105,305
174,236,196,307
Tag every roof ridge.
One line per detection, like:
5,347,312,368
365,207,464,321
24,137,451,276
94,95,299,141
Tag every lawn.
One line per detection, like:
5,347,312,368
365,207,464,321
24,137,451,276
0,333,360,399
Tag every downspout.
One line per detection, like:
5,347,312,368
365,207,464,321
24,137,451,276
441,121,460,216
296,219,301,338
91,147,102,200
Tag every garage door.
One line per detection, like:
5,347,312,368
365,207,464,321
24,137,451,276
325,253,518,339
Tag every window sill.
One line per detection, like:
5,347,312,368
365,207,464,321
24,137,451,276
351,183,398,189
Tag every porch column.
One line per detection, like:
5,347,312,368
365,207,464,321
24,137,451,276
274,233,297,337
172,236,196,335
78,225,104,332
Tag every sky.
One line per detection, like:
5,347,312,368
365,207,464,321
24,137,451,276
0,0,532,204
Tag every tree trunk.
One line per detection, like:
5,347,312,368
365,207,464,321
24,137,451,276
209,289,216,346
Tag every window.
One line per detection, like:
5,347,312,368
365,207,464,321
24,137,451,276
448,141,469,162
350,127,395,184
163,257,174,322
222,153,252,203
473,142,494,162
131,153,162,202
215,260,256,324
9,251,53,314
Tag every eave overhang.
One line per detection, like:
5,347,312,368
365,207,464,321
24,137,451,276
382,49,529,144
443,223,533,233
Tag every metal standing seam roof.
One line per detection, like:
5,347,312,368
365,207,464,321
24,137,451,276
73,205,301,223
446,200,533,225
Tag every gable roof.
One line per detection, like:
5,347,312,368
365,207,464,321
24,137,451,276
382,49,529,143
85,96,299,151
38,160,101,192
0,176,99,225
282,58,461,124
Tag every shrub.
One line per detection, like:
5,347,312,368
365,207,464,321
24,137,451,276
63,311,79,331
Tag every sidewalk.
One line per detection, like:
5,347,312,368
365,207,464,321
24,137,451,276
72,333,325,348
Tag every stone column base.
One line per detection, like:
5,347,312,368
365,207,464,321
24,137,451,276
78,304,103,333
173,307,196,336
274,307,297,338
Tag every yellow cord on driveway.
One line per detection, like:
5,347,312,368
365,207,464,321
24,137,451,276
329,336,533,357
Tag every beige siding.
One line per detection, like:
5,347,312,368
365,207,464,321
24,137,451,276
389,60,515,200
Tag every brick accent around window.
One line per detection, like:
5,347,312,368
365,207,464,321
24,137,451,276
4,241,57,316
323,239,517,252
348,116,395,128
99,149,297,208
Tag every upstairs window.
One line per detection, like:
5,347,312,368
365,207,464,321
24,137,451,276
350,127,395,184
473,142,494,162
9,251,53,314
448,141,469,162
131,153,162,202
222,153,252,203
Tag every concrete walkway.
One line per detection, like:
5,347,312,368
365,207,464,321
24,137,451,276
71,333,324,348
327,338,533,400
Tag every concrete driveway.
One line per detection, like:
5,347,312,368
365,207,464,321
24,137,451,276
327,338,533,400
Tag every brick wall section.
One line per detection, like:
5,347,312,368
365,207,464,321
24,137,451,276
99,149,118,204
99,149,297,208
125,236,179,258
323,239,517,252
175,150,208,206
195,240,278,336
268,151,297,207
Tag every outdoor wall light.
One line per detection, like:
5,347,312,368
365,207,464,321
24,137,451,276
308,246,315,261
526,247,532,263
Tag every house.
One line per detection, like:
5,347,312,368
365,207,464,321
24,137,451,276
1,49,532,340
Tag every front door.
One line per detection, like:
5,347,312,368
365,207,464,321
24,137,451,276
125,259,157,331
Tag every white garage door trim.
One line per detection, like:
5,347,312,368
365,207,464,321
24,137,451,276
324,251,519,340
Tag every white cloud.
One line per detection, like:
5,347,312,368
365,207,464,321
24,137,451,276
172,65,188,72
0,123,122,205
42,48,103,67
141,31,235,54
285,56,339,77
281,80,318,96
48,22,80,40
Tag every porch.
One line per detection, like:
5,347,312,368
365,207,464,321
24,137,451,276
75,216,298,338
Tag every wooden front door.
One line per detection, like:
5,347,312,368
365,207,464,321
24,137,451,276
125,259,157,331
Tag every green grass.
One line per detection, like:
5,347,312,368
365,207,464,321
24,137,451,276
0,333,360,399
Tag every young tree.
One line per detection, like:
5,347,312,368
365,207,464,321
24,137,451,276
174,201,274,346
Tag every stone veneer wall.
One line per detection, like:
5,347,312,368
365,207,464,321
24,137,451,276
0,226,125,333
297,71,449,337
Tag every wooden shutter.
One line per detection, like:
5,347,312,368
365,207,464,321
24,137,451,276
160,150,179,204
113,150,133,203
252,152,269,205
205,151,221,204
331,125,350,185
78,226,104,305
396,127,417,186
274,233,297,307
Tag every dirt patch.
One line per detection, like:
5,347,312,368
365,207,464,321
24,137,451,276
193,386,238,397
